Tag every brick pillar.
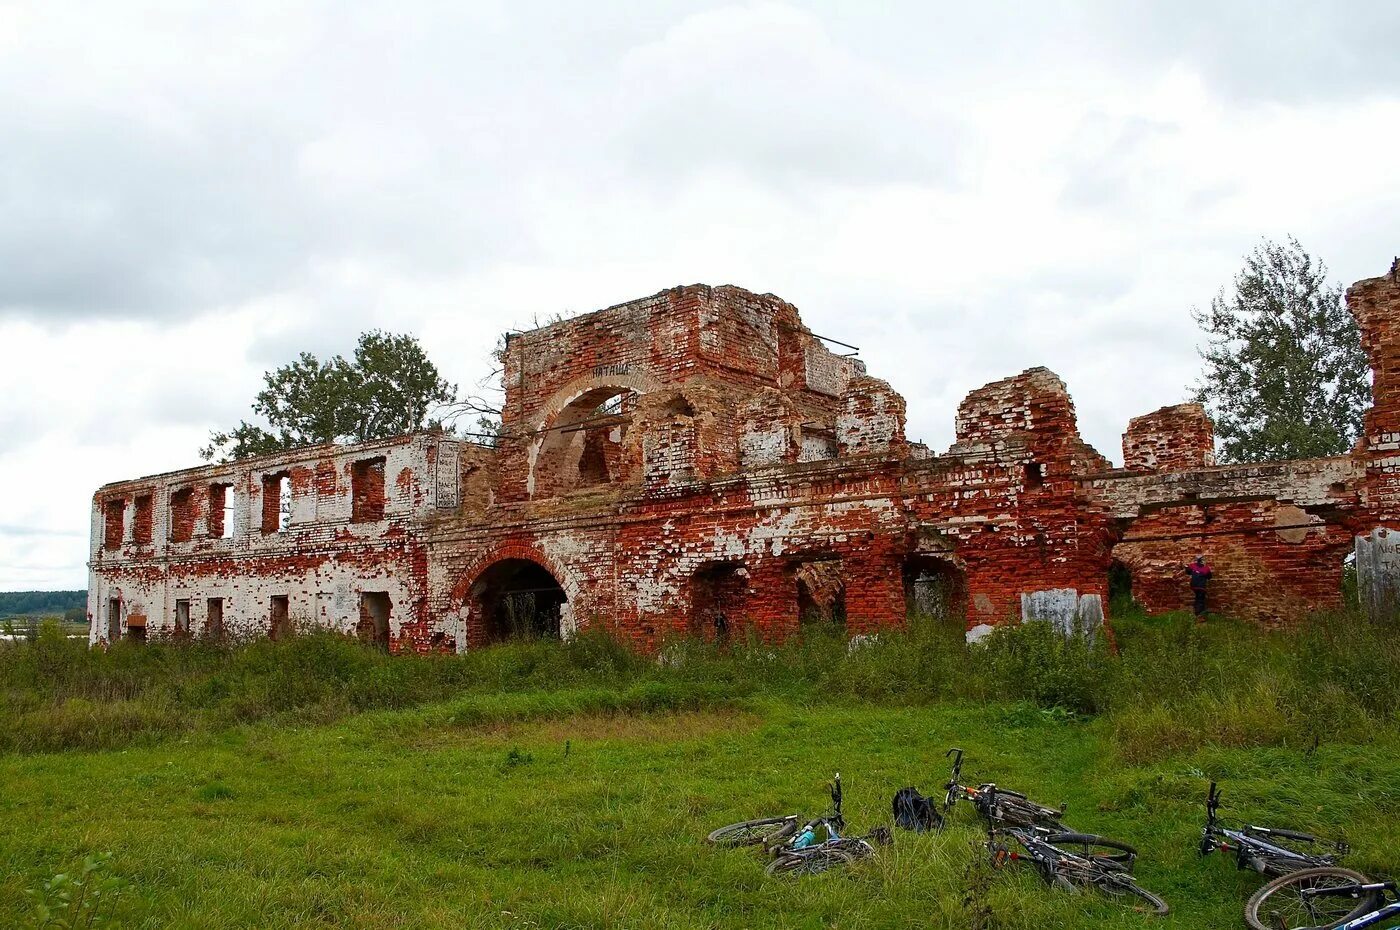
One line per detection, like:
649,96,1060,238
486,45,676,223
1351,264,1400,522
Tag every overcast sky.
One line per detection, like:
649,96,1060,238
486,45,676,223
2,1,1398,591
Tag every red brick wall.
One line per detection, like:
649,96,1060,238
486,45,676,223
1123,404,1215,472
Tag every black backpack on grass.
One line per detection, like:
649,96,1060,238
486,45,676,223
892,787,942,833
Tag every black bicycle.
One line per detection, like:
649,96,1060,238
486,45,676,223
1244,866,1385,930
1201,781,1350,877
943,748,1138,870
944,747,1069,829
987,818,1169,916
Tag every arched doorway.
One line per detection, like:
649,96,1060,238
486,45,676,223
469,558,567,643
903,555,966,625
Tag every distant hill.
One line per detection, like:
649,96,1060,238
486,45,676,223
0,590,86,619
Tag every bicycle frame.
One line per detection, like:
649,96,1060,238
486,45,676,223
1201,782,1345,873
778,773,850,855
943,748,1063,826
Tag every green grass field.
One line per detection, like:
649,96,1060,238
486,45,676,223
1,612,1398,928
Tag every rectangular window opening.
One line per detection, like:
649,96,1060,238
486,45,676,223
358,591,392,649
107,597,121,641
103,499,125,550
1024,462,1044,488
133,494,154,545
351,457,387,523
262,473,292,534
170,487,195,543
269,595,290,640
208,483,235,539
174,598,190,636
205,597,224,640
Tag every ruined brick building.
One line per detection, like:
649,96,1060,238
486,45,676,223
88,261,1400,650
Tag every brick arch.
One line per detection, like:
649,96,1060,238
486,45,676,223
526,372,667,497
451,541,580,605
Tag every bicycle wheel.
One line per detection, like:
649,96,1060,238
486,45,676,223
765,847,857,877
1045,833,1138,871
1089,871,1170,916
707,816,798,849
1245,866,1379,930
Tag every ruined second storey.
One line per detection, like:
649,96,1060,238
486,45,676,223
89,263,1400,650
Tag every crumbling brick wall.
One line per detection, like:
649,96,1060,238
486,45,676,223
1123,404,1216,472
89,263,1400,652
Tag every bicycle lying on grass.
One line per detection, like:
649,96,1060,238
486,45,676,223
1243,866,1388,930
986,812,1169,916
941,748,1138,870
1201,781,1351,878
943,747,1069,829
708,774,889,876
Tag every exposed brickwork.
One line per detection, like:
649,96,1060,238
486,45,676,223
1123,404,1215,472
89,267,1400,650
169,487,195,544
132,494,153,546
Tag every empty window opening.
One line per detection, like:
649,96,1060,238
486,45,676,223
205,598,224,640
357,592,392,650
107,597,121,641
208,484,235,538
351,457,387,523
269,595,291,640
174,599,190,636
103,499,125,550
794,560,846,627
531,387,639,497
169,488,195,543
691,562,748,642
1024,462,1044,489
126,614,147,644
262,473,292,534
133,494,153,545
469,559,566,643
903,556,967,625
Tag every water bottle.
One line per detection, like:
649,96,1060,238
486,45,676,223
794,827,816,849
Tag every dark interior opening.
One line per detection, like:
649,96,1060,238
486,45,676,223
1024,462,1044,488
692,562,747,641
472,559,565,643
903,555,966,624
358,592,392,649
1108,559,1135,611
269,595,291,640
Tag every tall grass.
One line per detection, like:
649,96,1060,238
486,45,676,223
2,607,1398,756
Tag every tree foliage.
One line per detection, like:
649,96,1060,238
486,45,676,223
202,331,458,462
1192,237,1370,463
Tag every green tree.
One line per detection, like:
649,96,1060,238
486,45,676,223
1192,237,1370,463
202,331,458,462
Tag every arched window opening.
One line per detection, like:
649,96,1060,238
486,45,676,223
903,556,966,624
533,387,640,497
470,558,566,643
